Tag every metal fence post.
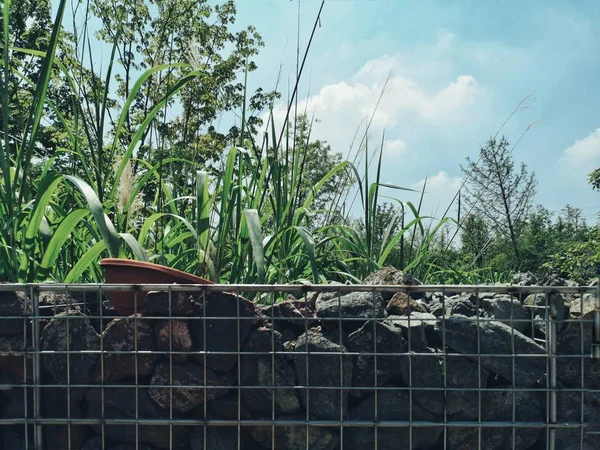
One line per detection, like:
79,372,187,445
31,285,43,450
548,293,558,450
592,277,600,359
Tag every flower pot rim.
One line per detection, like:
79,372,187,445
99,258,214,285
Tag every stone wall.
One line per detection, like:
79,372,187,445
1,269,599,450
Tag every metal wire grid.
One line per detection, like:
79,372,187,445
0,282,598,450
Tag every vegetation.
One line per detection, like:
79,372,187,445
0,0,598,290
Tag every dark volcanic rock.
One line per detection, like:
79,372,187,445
0,333,32,383
190,426,247,450
398,351,487,418
41,311,100,392
249,415,339,450
81,436,103,450
0,385,32,419
95,315,157,382
385,292,428,316
155,319,193,362
385,312,437,350
150,361,233,412
447,389,542,450
435,315,546,386
258,299,312,330
293,328,353,420
1,428,32,450
551,391,600,450
240,328,300,415
346,390,442,450
362,266,421,300
482,295,529,334
316,291,386,330
191,291,258,372
86,383,188,449
0,290,30,335
144,291,195,316
347,320,405,396
207,393,252,420
524,292,568,334
41,381,85,437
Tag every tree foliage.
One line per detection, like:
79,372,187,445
461,136,537,265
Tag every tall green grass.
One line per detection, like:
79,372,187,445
0,0,464,290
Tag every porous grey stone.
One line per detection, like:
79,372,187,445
434,315,546,386
240,327,300,415
293,328,353,420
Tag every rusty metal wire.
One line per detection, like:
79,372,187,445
0,283,598,450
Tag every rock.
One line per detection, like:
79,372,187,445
444,355,489,418
399,348,445,415
362,266,421,300
385,292,427,316
0,386,32,419
190,426,249,450
258,299,311,330
549,391,600,449
240,328,300,415
512,272,539,286
347,321,405,396
316,291,386,331
150,361,233,412
249,415,339,450
293,328,353,420
482,295,530,334
191,291,258,372
207,393,252,420
435,315,546,386
41,311,100,394
524,293,568,334
447,389,542,449
568,293,595,319
0,290,30,335
346,390,442,450
94,315,158,382
86,383,188,449
38,291,82,316
1,428,32,450
385,312,437,350
155,319,192,362
107,445,156,450
81,436,103,450
143,291,195,316
397,349,485,418
44,423,89,450
0,334,33,383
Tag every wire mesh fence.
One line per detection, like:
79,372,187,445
0,282,599,450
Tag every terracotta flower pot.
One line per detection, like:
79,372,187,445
99,258,213,316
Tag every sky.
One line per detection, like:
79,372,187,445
58,0,600,224
229,0,600,223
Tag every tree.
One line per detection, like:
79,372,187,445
460,213,491,268
460,136,537,266
91,0,272,166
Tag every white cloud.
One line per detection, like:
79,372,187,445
383,139,407,158
561,128,600,168
262,51,484,156
409,171,464,219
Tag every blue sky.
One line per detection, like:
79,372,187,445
59,0,600,223
233,0,600,222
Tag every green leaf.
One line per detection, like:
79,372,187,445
295,226,319,283
40,208,89,269
64,240,107,283
64,175,121,257
120,233,149,262
244,209,265,283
